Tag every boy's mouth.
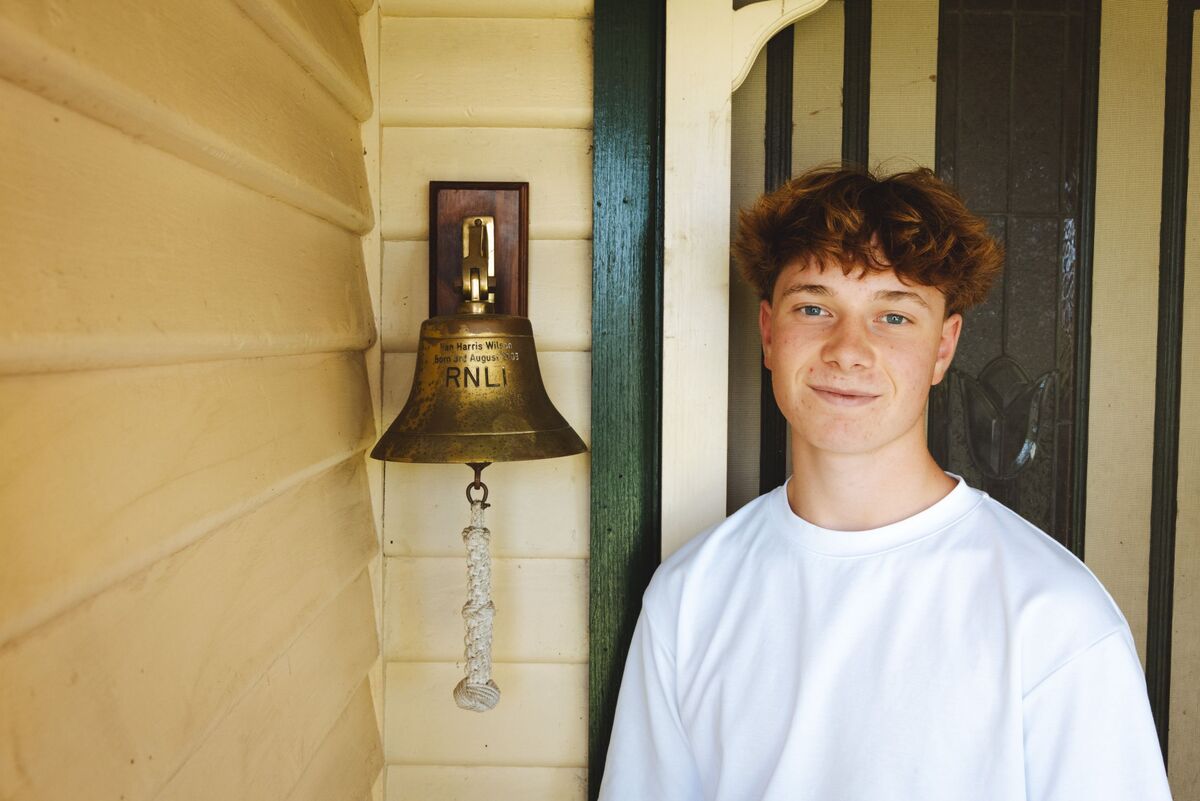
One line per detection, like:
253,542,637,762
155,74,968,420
808,385,880,406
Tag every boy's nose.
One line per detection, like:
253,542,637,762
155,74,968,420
820,320,874,370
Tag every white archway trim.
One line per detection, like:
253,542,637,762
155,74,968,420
732,0,830,91
662,0,828,556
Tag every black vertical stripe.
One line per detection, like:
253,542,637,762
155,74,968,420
760,27,795,494
1146,0,1198,763
843,0,873,167
1067,0,1102,560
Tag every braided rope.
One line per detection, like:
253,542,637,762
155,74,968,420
453,500,500,712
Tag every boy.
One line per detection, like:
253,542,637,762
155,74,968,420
597,167,1172,800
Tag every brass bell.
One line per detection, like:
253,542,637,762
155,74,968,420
371,216,586,466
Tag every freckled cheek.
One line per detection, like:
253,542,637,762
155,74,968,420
892,360,938,395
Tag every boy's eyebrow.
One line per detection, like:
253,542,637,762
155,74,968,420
779,283,832,298
873,289,930,309
779,283,931,310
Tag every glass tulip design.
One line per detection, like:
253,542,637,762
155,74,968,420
953,355,1056,481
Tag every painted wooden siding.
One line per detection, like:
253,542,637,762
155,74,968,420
0,1,382,799
374,3,593,798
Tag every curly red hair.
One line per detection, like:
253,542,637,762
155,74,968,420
733,166,1002,315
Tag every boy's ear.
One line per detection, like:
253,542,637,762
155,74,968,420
932,312,963,386
759,300,774,369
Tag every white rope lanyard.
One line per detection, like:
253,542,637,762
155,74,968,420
454,499,500,712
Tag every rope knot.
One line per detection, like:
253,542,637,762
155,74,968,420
455,499,500,712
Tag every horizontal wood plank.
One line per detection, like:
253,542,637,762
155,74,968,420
380,350,589,558
384,662,586,766
0,460,378,801
0,352,374,644
527,241,594,352
235,0,373,121
384,557,587,662
380,128,592,241
159,571,379,801
381,0,592,17
381,240,591,353
0,0,371,232
381,17,591,128
0,79,374,374
386,765,587,801
378,242,430,352
288,680,384,801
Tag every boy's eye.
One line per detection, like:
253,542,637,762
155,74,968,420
798,305,825,316
882,313,909,325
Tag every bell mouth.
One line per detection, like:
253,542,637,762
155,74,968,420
370,426,587,464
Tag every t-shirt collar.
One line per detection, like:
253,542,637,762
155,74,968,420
770,473,983,557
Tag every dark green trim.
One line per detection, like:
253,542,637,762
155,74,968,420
760,27,794,493
842,0,872,167
589,0,665,796
1146,0,1197,762
1067,0,1103,561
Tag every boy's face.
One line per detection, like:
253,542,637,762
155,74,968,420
759,256,962,459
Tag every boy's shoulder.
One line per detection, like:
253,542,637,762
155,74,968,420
970,493,1132,690
974,493,1125,618
639,487,781,615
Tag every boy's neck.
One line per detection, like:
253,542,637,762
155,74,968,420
785,428,957,532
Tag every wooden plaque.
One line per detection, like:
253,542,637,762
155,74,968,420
429,181,529,317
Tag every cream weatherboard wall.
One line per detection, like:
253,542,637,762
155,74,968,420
0,1,384,799
370,2,593,800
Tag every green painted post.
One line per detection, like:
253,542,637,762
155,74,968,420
589,0,665,798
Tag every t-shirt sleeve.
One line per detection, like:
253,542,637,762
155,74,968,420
597,609,704,801
1022,627,1173,800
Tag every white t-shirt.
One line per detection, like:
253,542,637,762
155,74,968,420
598,477,1173,801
